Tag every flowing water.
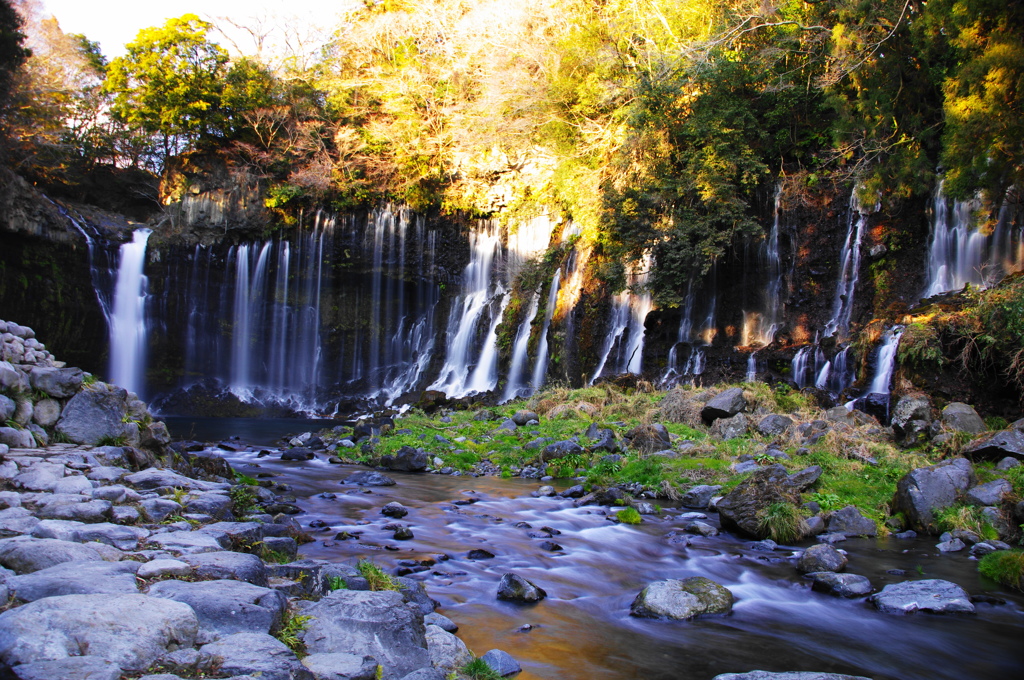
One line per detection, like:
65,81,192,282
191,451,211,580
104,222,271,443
185,431,1024,680
108,228,152,396
823,191,869,340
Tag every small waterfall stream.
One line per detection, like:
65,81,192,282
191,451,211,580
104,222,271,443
530,269,562,391
503,291,541,402
590,254,654,383
868,326,905,394
823,189,869,340
108,229,152,396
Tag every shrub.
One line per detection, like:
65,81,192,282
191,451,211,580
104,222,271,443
616,507,642,524
978,550,1024,590
228,485,258,515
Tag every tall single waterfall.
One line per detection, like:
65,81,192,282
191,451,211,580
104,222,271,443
530,269,562,391
108,229,152,396
590,254,654,383
823,190,869,339
923,182,1024,298
503,291,541,402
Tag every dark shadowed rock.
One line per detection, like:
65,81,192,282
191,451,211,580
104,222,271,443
541,440,583,461
55,386,129,446
497,573,546,602
963,430,1024,461
344,471,397,486
630,577,733,619
869,579,975,615
892,458,974,532
713,672,873,680
756,414,793,437
716,465,797,539
282,447,315,461
941,403,986,434
702,388,747,424
624,424,672,453
381,446,429,472
382,502,409,518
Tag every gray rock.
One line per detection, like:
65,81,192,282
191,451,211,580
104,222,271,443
138,558,192,579
29,367,84,399
756,414,794,437
496,573,546,603
869,579,975,615
6,559,140,602
425,624,471,674
150,579,287,640
50,474,93,496
141,498,184,523
126,468,223,491
701,388,747,423
891,394,932,437
996,456,1020,471
55,387,129,446
963,429,1024,461
181,551,269,586
970,540,1012,557
184,492,235,520
941,403,986,434
826,506,877,536
199,521,265,548
10,655,121,680
34,521,148,550
807,572,872,598
301,652,378,680
0,395,14,422
786,465,822,491
302,590,429,680
343,471,396,486
0,593,198,670
732,460,759,475
716,465,802,539
480,649,521,677
511,410,539,426
149,530,225,555
685,521,718,537
91,446,131,467
30,399,61,428
398,669,445,680
937,537,966,552
36,498,112,523
381,447,428,473
540,440,583,461
796,544,847,573
495,418,518,432
200,632,312,680
0,509,41,538
892,458,974,532
423,613,457,633
111,506,140,524
630,577,733,620
966,479,1012,506
681,485,722,509
712,413,748,440
0,362,28,392
0,427,34,449
12,399,31,427
0,536,104,572
624,424,672,453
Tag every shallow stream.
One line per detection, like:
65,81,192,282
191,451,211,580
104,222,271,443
167,418,1024,680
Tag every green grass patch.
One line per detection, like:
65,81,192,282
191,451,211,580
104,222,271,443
978,550,1024,590
274,611,312,656
757,502,808,543
460,657,503,680
935,504,1000,540
616,507,642,524
357,559,400,591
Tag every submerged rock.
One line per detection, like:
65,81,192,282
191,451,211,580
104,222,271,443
344,471,397,486
630,576,733,620
807,572,872,598
796,544,847,574
480,649,522,677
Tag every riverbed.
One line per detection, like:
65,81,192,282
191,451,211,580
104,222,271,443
168,418,1024,680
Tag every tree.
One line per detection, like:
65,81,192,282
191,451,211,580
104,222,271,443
104,14,229,160
0,0,28,113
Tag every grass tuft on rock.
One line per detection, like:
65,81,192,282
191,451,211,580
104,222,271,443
978,550,1024,590
357,559,400,591
460,657,503,680
936,504,1000,540
757,502,807,543
616,507,642,525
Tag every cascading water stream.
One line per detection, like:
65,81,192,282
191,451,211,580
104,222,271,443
108,228,152,396
868,326,905,394
590,254,654,383
530,269,562,391
923,181,1024,298
823,190,869,340
743,186,784,347
502,291,541,402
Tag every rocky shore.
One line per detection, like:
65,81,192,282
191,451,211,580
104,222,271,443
0,320,499,680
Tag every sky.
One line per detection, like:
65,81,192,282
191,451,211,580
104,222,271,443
38,0,357,58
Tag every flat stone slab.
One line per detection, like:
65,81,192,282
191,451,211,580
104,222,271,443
0,536,105,573
869,579,975,615
31,520,149,550
200,632,312,680
149,578,287,640
181,551,269,586
9,655,122,680
149,530,227,554
0,593,198,670
6,559,140,602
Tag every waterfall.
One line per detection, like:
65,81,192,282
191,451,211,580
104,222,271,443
923,182,1024,298
743,186,784,346
530,269,562,391
823,189,869,339
503,291,541,402
791,347,812,388
746,352,759,383
429,223,506,397
590,254,654,383
108,229,152,396
869,326,905,394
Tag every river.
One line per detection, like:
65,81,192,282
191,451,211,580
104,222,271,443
166,417,1024,680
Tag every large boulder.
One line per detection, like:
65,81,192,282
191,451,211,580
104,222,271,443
869,579,975,615
962,430,1024,462
825,506,877,537
149,579,287,640
941,403,986,434
54,386,129,446
0,537,105,573
424,624,472,674
0,593,198,670
624,425,671,453
28,367,84,399
892,458,974,532
5,560,140,602
200,632,313,680
629,577,733,620
796,544,848,573
0,428,34,449
716,465,799,539
181,551,269,586
712,413,749,440
301,589,430,680
702,388,747,424
541,440,584,461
